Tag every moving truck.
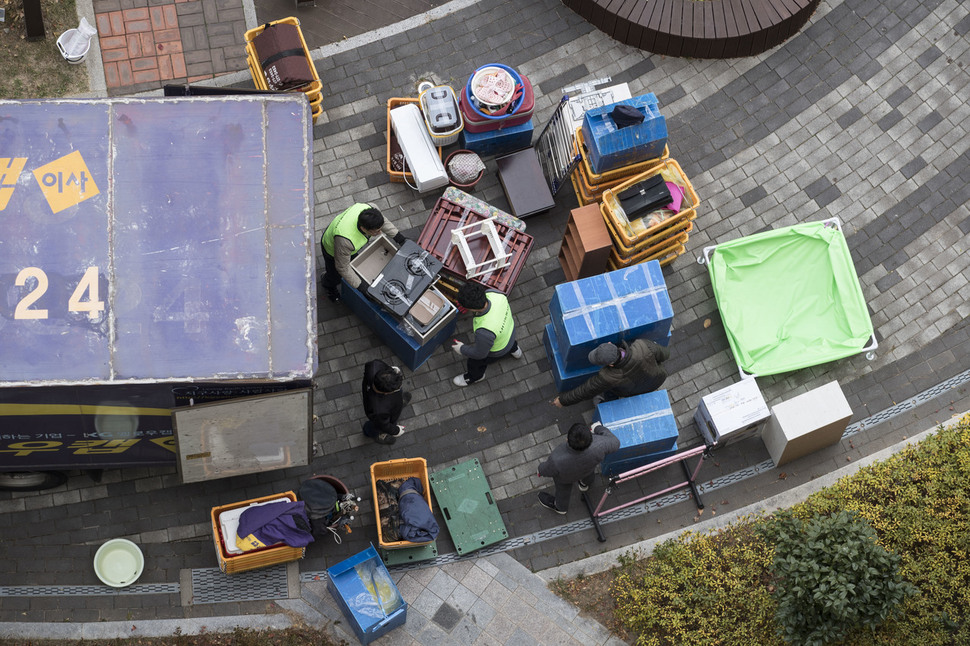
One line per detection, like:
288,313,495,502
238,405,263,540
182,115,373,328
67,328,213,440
0,95,317,489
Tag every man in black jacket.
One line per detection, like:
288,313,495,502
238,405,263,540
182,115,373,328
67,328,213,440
537,422,620,514
361,360,411,445
552,339,669,407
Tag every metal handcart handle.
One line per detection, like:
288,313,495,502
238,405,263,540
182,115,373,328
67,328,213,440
583,422,716,542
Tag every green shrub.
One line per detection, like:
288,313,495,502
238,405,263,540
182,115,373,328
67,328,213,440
765,509,917,645
611,523,780,645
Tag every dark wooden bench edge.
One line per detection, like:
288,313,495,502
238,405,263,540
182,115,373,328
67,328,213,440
561,0,822,59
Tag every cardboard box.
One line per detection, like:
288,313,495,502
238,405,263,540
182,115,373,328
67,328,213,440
762,381,853,466
581,94,668,174
549,261,673,367
594,390,679,476
693,378,771,447
327,545,407,644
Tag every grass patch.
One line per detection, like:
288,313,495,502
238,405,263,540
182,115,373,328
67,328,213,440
551,415,970,645
0,0,90,98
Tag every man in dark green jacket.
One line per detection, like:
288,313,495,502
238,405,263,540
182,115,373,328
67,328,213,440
552,339,669,407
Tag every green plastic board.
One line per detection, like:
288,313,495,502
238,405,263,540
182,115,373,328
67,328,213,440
379,542,437,566
707,219,874,377
430,458,508,555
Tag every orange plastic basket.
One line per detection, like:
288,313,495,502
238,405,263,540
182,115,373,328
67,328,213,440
601,159,700,246
244,17,322,123
210,491,305,574
370,457,434,549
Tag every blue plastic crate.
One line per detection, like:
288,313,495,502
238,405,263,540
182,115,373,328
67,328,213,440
543,324,600,392
594,390,679,457
341,280,456,371
582,94,667,175
326,545,407,645
598,444,679,478
460,119,534,158
549,262,673,367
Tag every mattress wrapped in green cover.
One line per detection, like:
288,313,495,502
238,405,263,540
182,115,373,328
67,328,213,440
707,220,874,376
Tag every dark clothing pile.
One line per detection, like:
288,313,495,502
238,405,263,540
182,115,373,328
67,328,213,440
236,500,314,552
559,339,670,406
397,477,439,543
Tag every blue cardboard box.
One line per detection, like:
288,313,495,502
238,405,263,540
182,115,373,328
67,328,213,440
594,390,679,476
341,280,456,371
582,94,667,174
327,545,407,645
549,261,673,367
543,324,600,392
460,119,534,158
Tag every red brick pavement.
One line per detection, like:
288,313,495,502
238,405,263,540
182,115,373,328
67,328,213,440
96,4,189,89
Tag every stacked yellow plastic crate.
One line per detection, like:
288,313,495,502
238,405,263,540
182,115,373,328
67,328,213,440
598,159,699,269
244,17,323,124
570,127,669,206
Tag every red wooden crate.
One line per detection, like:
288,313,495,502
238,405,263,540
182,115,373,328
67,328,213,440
417,198,534,296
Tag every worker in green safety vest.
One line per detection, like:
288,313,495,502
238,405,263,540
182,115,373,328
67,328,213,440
450,282,522,386
320,203,406,302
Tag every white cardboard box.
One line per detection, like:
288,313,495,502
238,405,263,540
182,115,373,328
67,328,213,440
762,380,852,466
693,378,770,447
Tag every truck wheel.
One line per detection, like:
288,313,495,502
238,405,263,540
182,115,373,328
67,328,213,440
0,471,67,491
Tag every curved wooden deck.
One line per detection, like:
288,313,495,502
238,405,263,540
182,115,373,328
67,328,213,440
563,0,821,58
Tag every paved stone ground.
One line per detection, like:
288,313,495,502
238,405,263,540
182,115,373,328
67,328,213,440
2,0,969,642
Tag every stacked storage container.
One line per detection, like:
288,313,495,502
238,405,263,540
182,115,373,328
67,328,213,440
570,126,669,206
458,64,536,158
599,159,700,269
581,94,668,174
543,261,673,392
594,391,680,477
243,18,322,124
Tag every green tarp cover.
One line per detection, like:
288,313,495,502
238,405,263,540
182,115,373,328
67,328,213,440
707,220,873,376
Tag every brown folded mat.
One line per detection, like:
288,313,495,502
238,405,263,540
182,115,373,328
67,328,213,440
252,23,314,91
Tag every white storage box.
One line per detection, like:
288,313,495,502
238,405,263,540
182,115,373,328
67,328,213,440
389,104,449,193
762,381,852,466
694,378,770,447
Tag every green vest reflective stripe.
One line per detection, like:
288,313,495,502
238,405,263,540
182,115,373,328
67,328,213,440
322,203,370,256
473,292,514,352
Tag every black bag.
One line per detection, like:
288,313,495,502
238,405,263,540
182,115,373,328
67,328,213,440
617,173,672,220
610,104,644,128
252,23,314,91
298,478,340,535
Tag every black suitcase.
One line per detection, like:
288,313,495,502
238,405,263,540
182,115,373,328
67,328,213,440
617,173,672,220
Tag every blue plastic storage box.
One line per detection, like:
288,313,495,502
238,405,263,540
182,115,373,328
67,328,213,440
326,545,407,645
459,118,534,158
594,390,679,477
341,280,457,371
598,445,679,478
582,94,667,175
549,261,673,367
543,324,600,392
